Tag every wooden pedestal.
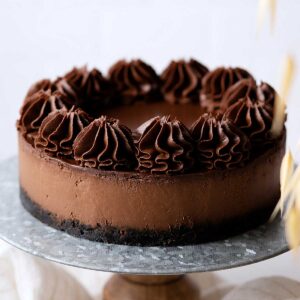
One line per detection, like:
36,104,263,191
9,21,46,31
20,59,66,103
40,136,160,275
103,274,200,300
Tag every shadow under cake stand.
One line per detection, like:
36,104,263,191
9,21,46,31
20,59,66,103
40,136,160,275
0,157,289,300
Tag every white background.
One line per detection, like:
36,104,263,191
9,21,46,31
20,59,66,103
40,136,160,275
1,0,300,288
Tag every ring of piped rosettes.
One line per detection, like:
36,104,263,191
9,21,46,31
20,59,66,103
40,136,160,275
17,59,283,175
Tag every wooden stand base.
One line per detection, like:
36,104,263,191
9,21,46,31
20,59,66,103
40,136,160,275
103,274,200,300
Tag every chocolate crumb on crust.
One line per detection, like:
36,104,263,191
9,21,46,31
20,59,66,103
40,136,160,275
21,187,276,246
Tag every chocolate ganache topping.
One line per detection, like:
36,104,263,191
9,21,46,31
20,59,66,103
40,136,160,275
25,79,56,99
136,116,195,174
260,81,276,108
34,107,91,157
108,59,161,104
54,68,81,106
73,116,136,170
224,96,274,144
200,67,254,111
18,59,285,176
190,113,250,170
18,90,67,139
161,59,209,104
220,78,276,111
55,66,113,112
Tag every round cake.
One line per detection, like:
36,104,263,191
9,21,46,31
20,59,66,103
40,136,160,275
17,59,286,246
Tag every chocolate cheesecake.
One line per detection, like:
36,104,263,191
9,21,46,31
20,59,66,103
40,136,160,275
17,59,286,246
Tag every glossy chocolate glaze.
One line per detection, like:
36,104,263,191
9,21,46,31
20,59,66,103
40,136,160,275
102,101,205,129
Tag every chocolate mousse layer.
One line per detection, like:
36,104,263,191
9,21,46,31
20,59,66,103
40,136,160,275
19,133,285,246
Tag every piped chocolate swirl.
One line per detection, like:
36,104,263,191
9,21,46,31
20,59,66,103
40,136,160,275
55,66,114,113
25,79,56,99
161,59,209,104
73,116,137,170
200,67,254,111
224,97,273,145
108,59,161,104
35,107,91,157
190,113,250,170
221,78,277,145
17,90,67,143
220,78,276,111
136,116,195,174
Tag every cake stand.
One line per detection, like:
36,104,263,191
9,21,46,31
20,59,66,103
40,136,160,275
0,157,289,300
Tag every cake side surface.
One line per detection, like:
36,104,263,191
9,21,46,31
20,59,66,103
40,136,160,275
19,132,285,245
